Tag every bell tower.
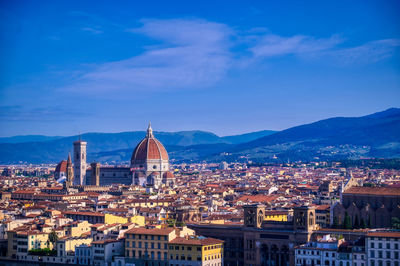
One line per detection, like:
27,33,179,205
294,205,317,232
244,204,265,228
65,153,74,188
73,139,87,186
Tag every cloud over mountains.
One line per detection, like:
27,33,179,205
64,17,400,94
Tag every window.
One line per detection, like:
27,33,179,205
371,242,375,248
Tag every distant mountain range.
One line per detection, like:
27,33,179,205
0,130,276,164
0,108,399,164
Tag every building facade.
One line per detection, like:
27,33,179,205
333,186,400,228
189,204,319,266
73,140,87,186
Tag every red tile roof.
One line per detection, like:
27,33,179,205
367,231,400,238
125,227,174,236
344,187,400,196
170,237,224,246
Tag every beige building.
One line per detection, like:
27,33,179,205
125,228,176,265
169,236,224,266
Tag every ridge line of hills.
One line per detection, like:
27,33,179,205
0,108,399,164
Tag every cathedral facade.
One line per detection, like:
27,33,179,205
130,123,175,188
56,124,175,188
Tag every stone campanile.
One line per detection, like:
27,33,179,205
73,139,87,185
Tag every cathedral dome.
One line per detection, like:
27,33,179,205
55,160,67,174
131,123,169,164
163,171,175,179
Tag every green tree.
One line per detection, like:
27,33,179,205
360,218,366,229
354,215,360,228
343,212,352,229
333,216,339,229
48,231,58,248
367,215,372,228
391,217,400,229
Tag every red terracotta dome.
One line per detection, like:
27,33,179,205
131,124,169,164
55,160,67,174
163,171,175,179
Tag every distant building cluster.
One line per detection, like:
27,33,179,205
54,123,176,189
0,125,400,265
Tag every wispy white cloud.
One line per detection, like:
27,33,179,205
65,19,232,93
249,34,343,58
60,17,399,95
0,105,90,122
81,27,103,35
326,39,400,65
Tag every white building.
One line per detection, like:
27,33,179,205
295,234,346,266
92,239,124,266
366,231,400,266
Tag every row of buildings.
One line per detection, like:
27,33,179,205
1,125,400,265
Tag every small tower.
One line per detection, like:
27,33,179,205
73,138,87,186
65,153,74,188
243,204,265,228
293,205,317,232
90,162,100,186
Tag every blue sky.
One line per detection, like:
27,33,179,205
1,0,399,137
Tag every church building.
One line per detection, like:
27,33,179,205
56,124,175,188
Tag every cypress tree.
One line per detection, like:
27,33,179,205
333,216,339,229
360,218,366,229
354,215,360,228
344,211,352,229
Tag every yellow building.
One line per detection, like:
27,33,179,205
125,227,176,266
128,215,146,226
264,211,288,222
8,230,52,259
63,220,92,237
63,211,141,225
104,213,128,224
168,236,224,266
